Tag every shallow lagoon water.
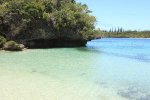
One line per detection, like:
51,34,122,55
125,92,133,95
0,38,150,100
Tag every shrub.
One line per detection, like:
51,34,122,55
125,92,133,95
0,36,6,48
5,40,16,45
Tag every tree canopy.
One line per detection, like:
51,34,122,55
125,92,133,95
0,0,100,43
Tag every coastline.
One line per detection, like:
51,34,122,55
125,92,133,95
0,39,150,100
1,37,150,51
100,37,150,39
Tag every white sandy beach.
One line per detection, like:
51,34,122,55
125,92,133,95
0,67,126,100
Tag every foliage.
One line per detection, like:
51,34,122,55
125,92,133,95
0,36,6,47
4,40,17,46
0,2,9,14
0,0,99,41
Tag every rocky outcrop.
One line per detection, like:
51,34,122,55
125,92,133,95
25,38,87,48
0,0,101,50
0,12,89,49
3,41,25,51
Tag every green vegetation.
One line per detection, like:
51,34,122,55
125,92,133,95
0,0,100,48
0,36,6,48
101,28,150,38
3,40,24,51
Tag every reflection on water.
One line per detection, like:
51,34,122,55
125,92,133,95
0,38,150,100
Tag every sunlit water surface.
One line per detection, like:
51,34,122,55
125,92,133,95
0,38,150,100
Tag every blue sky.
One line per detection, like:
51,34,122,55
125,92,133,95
77,0,150,31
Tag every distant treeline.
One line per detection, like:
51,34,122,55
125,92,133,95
103,27,125,33
100,28,150,38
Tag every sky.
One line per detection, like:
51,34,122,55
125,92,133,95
77,0,150,31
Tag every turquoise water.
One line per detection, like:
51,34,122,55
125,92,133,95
0,38,150,100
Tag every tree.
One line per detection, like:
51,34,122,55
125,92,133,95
0,0,99,41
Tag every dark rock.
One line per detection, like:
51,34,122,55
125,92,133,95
95,36,101,39
25,38,87,48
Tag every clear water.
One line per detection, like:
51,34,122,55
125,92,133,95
0,38,150,100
